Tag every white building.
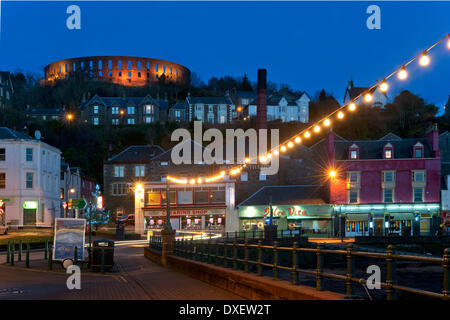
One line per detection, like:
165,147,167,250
0,127,61,228
60,161,82,217
344,79,388,108
248,92,310,123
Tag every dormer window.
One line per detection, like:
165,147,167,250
413,142,424,158
383,143,394,159
349,144,359,160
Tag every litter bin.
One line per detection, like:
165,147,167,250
92,239,114,272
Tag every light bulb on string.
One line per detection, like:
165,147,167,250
267,153,272,159
287,141,294,148
295,136,302,143
280,145,287,152
447,34,450,49
323,118,331,127
304,131,311,138
398,66,408,80
379,81,389,92
337,111,344,119
348,103,356,111
419,51,430,66
364,93,373,103
314,125,321,133
259,155,267,163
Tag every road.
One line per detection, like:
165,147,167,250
0,242,242,300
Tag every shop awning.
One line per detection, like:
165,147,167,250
346,213,369,221
390,212,414,221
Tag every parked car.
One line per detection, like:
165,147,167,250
116,214,135,226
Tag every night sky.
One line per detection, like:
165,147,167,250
1,1,449,112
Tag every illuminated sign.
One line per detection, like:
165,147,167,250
239,204,333,219
23,201,38,209
97,196,103,209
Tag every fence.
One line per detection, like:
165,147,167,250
148,236,450,300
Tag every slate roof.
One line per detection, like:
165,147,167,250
150,139,210,162
106,145,165,164
0,127,34,140
26,108,63,116
80,94,161,110
186,96,234,105
237,185,328,207
334,138,433,160
170,102,187,110
249,91,309,106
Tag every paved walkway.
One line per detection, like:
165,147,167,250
0,244,242,300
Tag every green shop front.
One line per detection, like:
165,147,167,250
239,204,334,237
333,203,441,237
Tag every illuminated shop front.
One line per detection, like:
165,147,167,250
334,203,441,237
134,181,236,234
239,204,333,237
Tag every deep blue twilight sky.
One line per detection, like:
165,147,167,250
0,1,449,113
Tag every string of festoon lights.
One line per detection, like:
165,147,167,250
167,33,450,185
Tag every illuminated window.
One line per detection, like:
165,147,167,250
112,119,119,125
145,116,153,123
163,65,166,73
99,71,102,77
347,172,360,184
73,62,76,71
415,148,423,158
259,172,266,181
127,106,135,114
112,107,119,114
385,149,392,159
137,61,141,70
135,165,145,177
350,150,358,159
93,105,99,114
155,64,158,72
118,60,122,69
89,61,93,70
128,61,132,70
147,62,150,70
108,60,112,69
98,60,102,69
241,172,248,181
382,171,395,182
128,71,132,78
114,166,124,178
412,170,425,182
127,118,135,125
109,71,112,77
170,66,172,74
0,173,5,188
93,117,99,125
65,64,68,72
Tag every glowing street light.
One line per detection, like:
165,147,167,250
66,114,73,121
329,170,337,178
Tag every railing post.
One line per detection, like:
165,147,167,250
207,238,211,264
316,243,324,290
26,243,30,268
101,246,105,274
346,244,355,298
74,246,78,265
223,241,227,267
232,240,237,270
292,241,297,285
257,240,262,276
444,248,450,299
48,245,53,271
6,241,10,264
10,242,14,266
273,241,278,280
386,245,397,300
44,240,48,260
244,239,248,272
194,239,198,261
18,240,22,262
191,236,194,259
215,240,219,265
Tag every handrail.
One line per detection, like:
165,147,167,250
150,235,450,301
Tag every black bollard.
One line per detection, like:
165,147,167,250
10,242,14,266
6,240,10,264
48,246,53,270
44,240,48,260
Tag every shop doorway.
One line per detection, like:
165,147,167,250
23,208,36,226
374,219,383,236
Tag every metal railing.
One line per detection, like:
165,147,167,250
149,237,450,300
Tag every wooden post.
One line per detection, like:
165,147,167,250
346,244,355,298
316,243,324,290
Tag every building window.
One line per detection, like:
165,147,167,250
259,172,266,181
0,148,5,161
412,170,425,182
93,105,99,114
350,150,358,159
384,149,392,159
175,110,181,118
128,71,132,78
112,119,119,125
155,64,158,72
347,172,360,184
413,188,424,202
112,107,119,114
118,71,122,77
415,148,423,158
26,148,33,162
0,173,5,188
93,118,99,125
145,117,153,123
145,105,154,114
128,61,132,70
112,183,128,195
127,118,135,125
135,165,145,177
26,172,33,189
127,106,135,114
349,189,359,203
114,166,124,178
382,171,395,182
383,188,394,203
241,172,248,181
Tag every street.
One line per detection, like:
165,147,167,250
0,243,242,300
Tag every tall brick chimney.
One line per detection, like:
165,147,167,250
256,69,267,130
